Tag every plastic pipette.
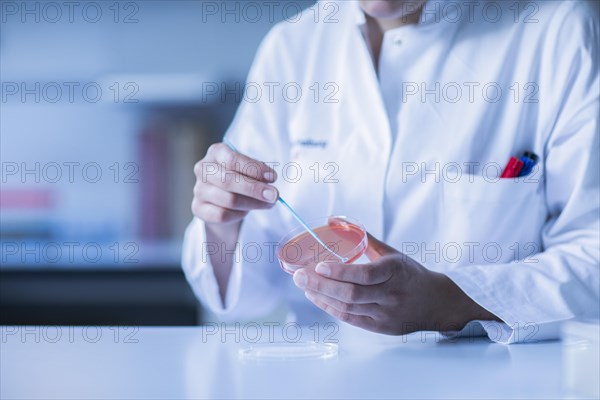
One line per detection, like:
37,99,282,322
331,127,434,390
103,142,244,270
222,138,348,263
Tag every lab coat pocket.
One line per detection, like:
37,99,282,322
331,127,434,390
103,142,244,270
440,175,546,264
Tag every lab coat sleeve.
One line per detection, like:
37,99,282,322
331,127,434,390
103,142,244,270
181,215,284,322
445,4,600,344
181,23,293,321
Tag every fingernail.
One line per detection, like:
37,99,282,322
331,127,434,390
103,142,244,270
293,270,307,289
263,171,276,182
315,262,331,277
262,188,277,203
304,291,315,301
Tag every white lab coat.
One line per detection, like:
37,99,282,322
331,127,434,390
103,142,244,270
182,0,599,343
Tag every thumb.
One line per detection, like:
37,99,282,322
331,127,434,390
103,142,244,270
365,232,399,261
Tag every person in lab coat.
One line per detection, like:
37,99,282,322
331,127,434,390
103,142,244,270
182,0,599,343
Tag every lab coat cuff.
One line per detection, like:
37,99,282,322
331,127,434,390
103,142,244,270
181,219,243,316
196,253,243,317
441,320,515,344
444,268,563,343
441,320,562,344
444,269,521,344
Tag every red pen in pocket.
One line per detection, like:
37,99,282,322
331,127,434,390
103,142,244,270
501,156,524,178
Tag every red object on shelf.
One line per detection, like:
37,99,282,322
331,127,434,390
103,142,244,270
139,125,170,240
501,156,524,178
0,189,55,209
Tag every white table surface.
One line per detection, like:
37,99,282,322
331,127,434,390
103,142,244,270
0,325,593,399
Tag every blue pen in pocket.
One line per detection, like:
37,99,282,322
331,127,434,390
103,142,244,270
518,157,534,177
518,151,539,177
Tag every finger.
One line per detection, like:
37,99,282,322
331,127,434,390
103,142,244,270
314,260,393,285
293,268,376,303
304,290,382,318
304,291,377,330
191,199,247,224
203,163,279,204
195,183,275,211
209,142,277,182
365,232,399,261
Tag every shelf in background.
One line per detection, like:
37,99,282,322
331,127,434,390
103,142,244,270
0,239,183,271
0,267,200,326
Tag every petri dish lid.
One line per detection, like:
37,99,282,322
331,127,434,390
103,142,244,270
238,341,338,360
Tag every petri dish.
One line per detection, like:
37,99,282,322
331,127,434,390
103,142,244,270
238,341,338,360
276,216,368,274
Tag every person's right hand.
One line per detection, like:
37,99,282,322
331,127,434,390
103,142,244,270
192,142,279,226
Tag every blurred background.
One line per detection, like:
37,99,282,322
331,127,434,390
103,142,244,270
0,0,314,325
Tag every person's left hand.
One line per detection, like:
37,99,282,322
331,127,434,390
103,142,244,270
292,233,498,335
